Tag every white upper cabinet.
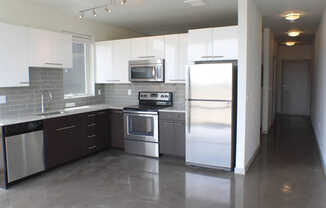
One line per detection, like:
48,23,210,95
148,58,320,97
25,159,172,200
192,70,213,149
147,36,165,58
213,26,239,60
165,34,188,83
28,28,72,69
0,22,30,87
131,36,165,59
188,28,213,61
95,41,113,83
131,37,147,59
188,26,239,61
112,39,131,83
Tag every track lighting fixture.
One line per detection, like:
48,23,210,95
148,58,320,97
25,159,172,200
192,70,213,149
121,0,127,5
93,9,97,17
79,0,126,20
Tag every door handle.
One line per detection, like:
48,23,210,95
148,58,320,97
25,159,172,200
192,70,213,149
56,125,76,131
188,102,191,134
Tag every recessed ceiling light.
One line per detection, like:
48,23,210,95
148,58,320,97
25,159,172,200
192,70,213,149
184,0,206,7
284,12,301,21
285,41,296,47
287,30,302,37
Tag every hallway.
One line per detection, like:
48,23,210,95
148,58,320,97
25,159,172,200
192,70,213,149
0,117,325,208
244,115,326,207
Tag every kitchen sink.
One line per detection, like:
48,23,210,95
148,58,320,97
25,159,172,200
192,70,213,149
35,111,65,116
64,106,91,112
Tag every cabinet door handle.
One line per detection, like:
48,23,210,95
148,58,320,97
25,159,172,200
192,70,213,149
88,145,97,150
201,56,224,59
168,79,185,81
138,56,155,59
56,125,76,131
45,62,63,66
97,112,106,115
87,114,96,118
88,134,96,138
88,123,96,127
19,81,30,84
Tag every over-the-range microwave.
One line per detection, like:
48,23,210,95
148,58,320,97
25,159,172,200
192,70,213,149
129,59,165,82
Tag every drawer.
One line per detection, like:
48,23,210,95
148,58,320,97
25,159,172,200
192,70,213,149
159,112,185,121
86,113,97,124
87,124,96,135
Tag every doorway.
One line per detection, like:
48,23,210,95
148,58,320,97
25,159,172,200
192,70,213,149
281,60,311,116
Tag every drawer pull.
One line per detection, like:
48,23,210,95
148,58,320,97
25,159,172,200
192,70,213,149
45,62,63,66
88,145,97,150
97,112,106,115
88,134,96,138
87,114,96,118
88,123,96,127
56,125,76,131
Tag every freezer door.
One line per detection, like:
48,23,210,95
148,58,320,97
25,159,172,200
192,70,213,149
186,100,233,169
187,63,233,101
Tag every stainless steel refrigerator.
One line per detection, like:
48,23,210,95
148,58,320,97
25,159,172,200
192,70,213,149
185,60,237,171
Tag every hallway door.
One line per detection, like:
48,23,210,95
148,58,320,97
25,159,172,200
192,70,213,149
281,61,311,116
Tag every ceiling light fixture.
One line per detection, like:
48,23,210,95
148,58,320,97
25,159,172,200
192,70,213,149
287,30,302,37
284,12,301,21
79,12,84,19
79,0,123,20
105,6,112,13
285,41,296,47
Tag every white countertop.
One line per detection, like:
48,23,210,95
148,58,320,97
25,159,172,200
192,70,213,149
0,103,185,127
0,104,125,127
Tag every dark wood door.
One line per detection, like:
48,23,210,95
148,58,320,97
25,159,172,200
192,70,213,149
44,114,83,169
109,110,124,149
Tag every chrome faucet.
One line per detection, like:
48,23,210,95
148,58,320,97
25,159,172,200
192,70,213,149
41,90,53,113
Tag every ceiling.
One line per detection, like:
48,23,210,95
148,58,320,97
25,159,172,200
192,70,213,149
255,0,326,44
29,0,238,35
28,0,326,43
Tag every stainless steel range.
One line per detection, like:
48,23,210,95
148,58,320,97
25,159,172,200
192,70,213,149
123,92,173,158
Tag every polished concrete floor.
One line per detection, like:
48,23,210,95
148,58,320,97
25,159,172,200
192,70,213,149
0,116,325,208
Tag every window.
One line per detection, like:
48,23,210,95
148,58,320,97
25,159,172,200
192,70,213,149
64,37,95,98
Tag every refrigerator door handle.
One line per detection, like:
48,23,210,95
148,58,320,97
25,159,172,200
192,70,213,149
187,66,191,99
188,102,191,134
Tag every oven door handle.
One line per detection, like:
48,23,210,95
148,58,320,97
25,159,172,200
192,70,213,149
123,111,158,115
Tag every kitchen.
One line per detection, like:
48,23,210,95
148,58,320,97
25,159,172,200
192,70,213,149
0,0,256,207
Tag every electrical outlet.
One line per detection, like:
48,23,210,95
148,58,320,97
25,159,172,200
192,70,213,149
0,96,6,104
128,89,132,96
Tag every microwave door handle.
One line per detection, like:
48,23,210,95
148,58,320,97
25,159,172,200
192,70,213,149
152,67,156,79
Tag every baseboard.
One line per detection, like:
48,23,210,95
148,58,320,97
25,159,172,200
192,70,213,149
234,145,260,175
312,124,326,177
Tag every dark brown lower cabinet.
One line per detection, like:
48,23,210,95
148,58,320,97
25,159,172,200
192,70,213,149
108,110,124,149
83,111,110,155
44,114,83,169
159,112,185,157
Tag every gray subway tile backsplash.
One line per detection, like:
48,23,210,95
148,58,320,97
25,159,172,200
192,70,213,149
0,68,185,118
104,83,185,107
0,68,104,118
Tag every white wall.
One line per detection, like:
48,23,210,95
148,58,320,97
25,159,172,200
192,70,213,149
262,29,277,134
235,0,262,175
0,0,141,41
312,8,326,175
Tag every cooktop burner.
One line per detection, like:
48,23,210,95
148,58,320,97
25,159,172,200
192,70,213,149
123,92,173,112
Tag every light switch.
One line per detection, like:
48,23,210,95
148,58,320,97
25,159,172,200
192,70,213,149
0,96,6,104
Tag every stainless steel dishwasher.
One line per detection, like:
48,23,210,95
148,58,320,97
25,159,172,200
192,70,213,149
4,120,45,183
